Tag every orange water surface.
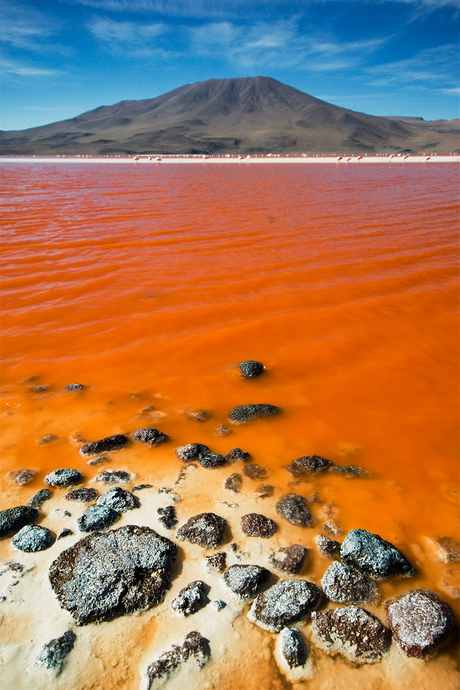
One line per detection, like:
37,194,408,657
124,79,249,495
0,161,459,607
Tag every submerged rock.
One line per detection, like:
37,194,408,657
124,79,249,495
145,631,210,689
38,434,59,445
95,470,131,484
241,513,276,538
238,360,264,378
288,455,333,475
57,528,73,540
384,589,457,658
243,464,267,479
228,404,281,423
248,579,322,632
157,506,178,530
65,487,99,503
132,427,169,446
428,536,460,564
198,451,226,468
175,443,209,461
97,486,139,512
36,630,76,673
49,525,178,625
86,455,109,466
176,513,227,549
7,469,36,484
215,425,232,436
76,505,120,532
329,465,372,479
269,545,309,574
187,410,211,422
256,484,274,498
0,506,39,539
45,469,83,487
172,581,208,616
65,383,85,391
223,564,270,599
225,447,250,462
316,534,341,559
340,529,416,580
275,493,314,527
321,561,380,604
311,606,390,664
224,473,242,493
205,552,226,574
278,627,308,668
12,525,54,552
29,489,52,509
79,434,129,456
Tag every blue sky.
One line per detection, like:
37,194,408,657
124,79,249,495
1,0,458,131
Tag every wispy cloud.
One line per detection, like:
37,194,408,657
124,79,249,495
366,44,459,88
87,16,176,58
0,0,62,51
0,56,64,77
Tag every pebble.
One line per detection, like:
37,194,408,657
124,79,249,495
157,506,177,530
428,536,460,564
57,528,73,540
255,484,274,498
172,581,208,616
175,443,209,461
222,564,270,599
278,627,308,668
45,469,83,487
243,464,267,479
340,528,416,579
329,465,372,478
204,552,226,574
0,506,39,539
65,383,85,391
198,451,226,468
29,488,52,509
132,427,169,446
288,455,333,475
97,486,140,512
269,544,309,574
238,360,264,378
132,484,153,491
176,513,227,548
79,434,129,456
275,493,314,527
225,447,250,462
145,631,209,688
86,455,109,466
76,505,120,532
215,425,232,436
35,630,76,673
95,470,131,484
321,561,380,604
316,534,341,559
241,513,276,538
187,410,211,422
65,488,99,503
228,404,281,423
12,525,54,552
7,469,36,485
224,473,242,493
37,434,59,445
248,579,322,632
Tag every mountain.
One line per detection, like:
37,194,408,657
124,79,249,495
1,77,458,155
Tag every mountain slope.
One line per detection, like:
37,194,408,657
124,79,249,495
1,77,458,155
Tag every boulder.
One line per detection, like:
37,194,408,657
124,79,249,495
277,627,308,668
384,589,457,658
0,506,39,539
12,525,54,552
321,561,380,604
172,581,208,616
241,513,276,538
157,506,177,530
238,360,264,378
340,529,416,580
311,606,390,664
275,494,314,527
176,513,227,548
269,545,308,574
228,404,281,423
29,489,52,509
97,486,139,512
132,427,169,446
224,473,242,493
45,469,83,487
95,470,131,484
223,564,270,599
65,488,99,503
225,447,250,462
79,434,129,456
35,630,76,673
243,464,267,479
145,632,209,689
204,552,226,574
175,443,209,461
76,505,120,532
248,579,322,632
49,525,178,625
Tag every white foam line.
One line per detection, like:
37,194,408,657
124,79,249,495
1,155,459,164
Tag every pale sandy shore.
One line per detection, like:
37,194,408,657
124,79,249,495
0,154,459,165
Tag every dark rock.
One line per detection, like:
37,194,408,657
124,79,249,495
176,513,227,549
45,469,83,487
0,560,24,573
225,447,250,462
12,525,54,552
215,425,232,436
243,464,267,480
275,493,314,527
256,484,274,498
29,488,52,509
76,505,120,532
29,384,51,393
198,451,226,468
36,630,76,673
172,581,208,616
49,525,179,625
132,427,169,446
145,631,209,688
311,606,390,664
175,443,209,461
157,506,177,530
248,578,322,631
187,410,211,422
97,486,139,512
224,473,242,493
223,564,270,599
429,536,460,564
321,561,380,604
329,465,372,479
133,484,153,491
38,434,59,445
228,404,281,423
205,552,226,574
241,513,276,538
229,542,238,552
65,488,99,503
212,599,226,611
384,589,457,658
278,627,308,668
269,545,308,574
79,434,129,456
7,469,36,485
57,528,73,540
139,405,156,414
290,455,333,474
340,529,416,580
238,360,264,378
95,470,131,484
0,506,39,539
65,383,85,391
86,455,109,466
323,520,343,537
316,534,341,559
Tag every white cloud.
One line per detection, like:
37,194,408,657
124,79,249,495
88,16,167,44
366,44,459,88
0,56,64,77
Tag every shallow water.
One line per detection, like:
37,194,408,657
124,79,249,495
0,162,459,685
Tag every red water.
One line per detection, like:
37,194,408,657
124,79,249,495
0,161,459,603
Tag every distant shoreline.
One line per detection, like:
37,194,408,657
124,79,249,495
1,154,459,164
